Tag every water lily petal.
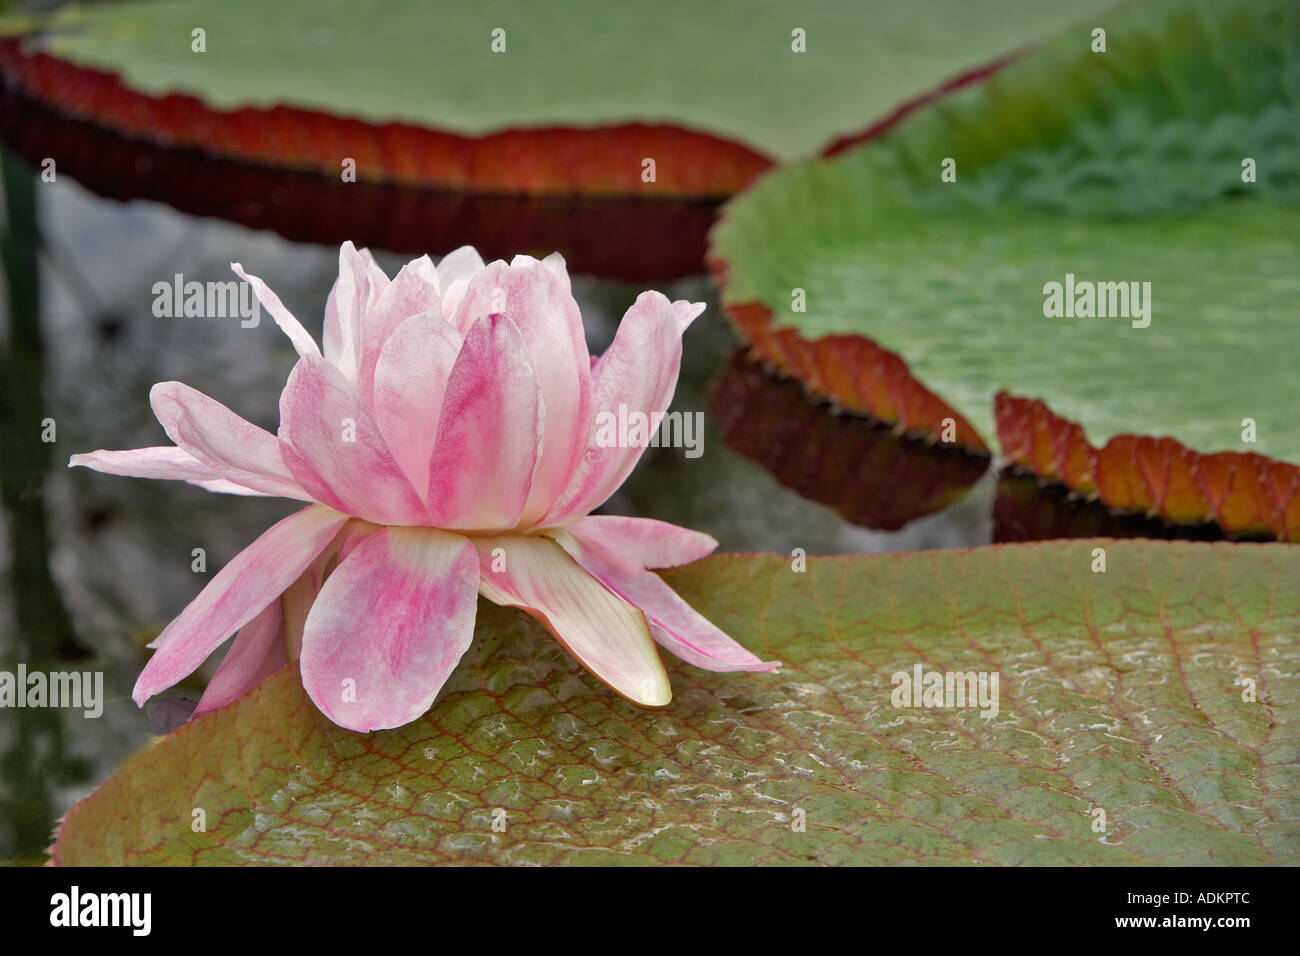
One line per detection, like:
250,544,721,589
451,257,591,526
540,251,570,290
193,600,285,717
299,526,479,732
426,314,542,530
371,313,461,493
186,478,275,496
544,291,682,525
436,245,486,317
323,242,389,381
70,446,220,482
357,255,441,404
149,382,311,500
563,515,719,568
278,355,427,525
672,299,707,332
74,452,275,499
474,535,670,706
280,519,377,661
230,263,320,359
132,504,348,705
551,527,778,674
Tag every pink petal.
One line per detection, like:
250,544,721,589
474,534,670,706
672,299,707,332
540,251,570,290
437,246,486,287
356,255,441,405
426,314,541,530
371,313,461,492
193,599,285,717
280,519,375,661
230,263,321,359
436,245,486,317
552,527,778,674
544,291,683,525
149,382,312,500
186,478,275,496
563,515,718,568
323,242,390,381
451,257,592,526
587,298,704,383
70,446,221,482
278,355,427,525
73,452,271,498
132,504,348,705
299,527,479,732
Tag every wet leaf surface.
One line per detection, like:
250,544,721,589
53,542,1300,865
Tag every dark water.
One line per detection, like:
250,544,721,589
0,159,1224,863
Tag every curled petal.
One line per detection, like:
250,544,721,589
474,535,670,706
545,291,683,525
278,356,426,525
132,504,348,705
426,314,541,530
672,299,707,332
149,382,311,500
300,527,479,732
193,600,285,717
230,263,321,359
552,527,778,674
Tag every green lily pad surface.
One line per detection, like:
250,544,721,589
30,0,1104,163
53,541,1300,865
712,0,1300,461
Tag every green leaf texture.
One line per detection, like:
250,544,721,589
31,0,1108,163
53,541,1300,865
712,0,1300,460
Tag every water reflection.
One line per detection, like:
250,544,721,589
993,469,1244,543
0,78,721,282
710,349,990,531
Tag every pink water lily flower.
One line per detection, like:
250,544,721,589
72,243,777,732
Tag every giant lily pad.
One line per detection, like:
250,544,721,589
711,348,990,530
710,0,1300,533
52,541,1300,865
0,0,1109,276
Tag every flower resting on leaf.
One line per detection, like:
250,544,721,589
72,244,778,732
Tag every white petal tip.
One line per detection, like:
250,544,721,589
631,676,672,707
